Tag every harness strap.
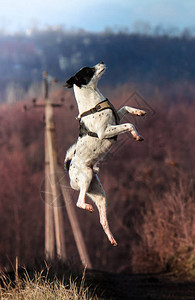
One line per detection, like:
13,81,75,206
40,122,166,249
79,121,117,141
80,98,120,125
78,98,119,141
79,122,98,138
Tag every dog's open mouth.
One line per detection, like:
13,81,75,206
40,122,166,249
98,67,106,76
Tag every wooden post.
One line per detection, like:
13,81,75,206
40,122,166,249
15,256,19,284
44,129,55,260
45,99,66,261
56,166,92,269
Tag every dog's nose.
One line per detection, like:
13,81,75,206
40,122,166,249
100,61,104,65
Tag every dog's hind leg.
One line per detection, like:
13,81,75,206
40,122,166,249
87,174,117,246
76,166,94,213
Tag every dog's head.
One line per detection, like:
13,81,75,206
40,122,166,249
65,62,105,88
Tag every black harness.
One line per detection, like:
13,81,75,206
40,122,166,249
78,98,120,140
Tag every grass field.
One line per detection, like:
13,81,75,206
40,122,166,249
0,268,99,300
1,267,195,300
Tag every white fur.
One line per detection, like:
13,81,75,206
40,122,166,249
65,62,146,246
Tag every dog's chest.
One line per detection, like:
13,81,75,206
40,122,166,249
75,111,116,166
83,110,114,132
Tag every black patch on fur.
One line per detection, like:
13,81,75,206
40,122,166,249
65,67,95,88
64,159,71,171
65,76,75,88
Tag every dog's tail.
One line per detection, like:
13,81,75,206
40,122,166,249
64,143,77,172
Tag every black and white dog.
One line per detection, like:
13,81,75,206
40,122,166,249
64,62,146,246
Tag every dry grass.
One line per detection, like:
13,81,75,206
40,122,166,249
0,268,98,300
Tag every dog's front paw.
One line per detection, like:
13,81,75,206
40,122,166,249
135,135,144,141
136,109,146,116
131,131,144,142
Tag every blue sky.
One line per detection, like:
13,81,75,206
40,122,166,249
0,0,195,33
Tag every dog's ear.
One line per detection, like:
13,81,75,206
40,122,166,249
74,75,83,88
64,76,75,88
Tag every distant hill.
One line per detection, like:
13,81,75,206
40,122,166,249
0,30,195,96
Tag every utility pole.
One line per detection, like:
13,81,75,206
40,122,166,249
43,72,66,261
44,126,55,260
45,98,67,261
32,71,92,268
